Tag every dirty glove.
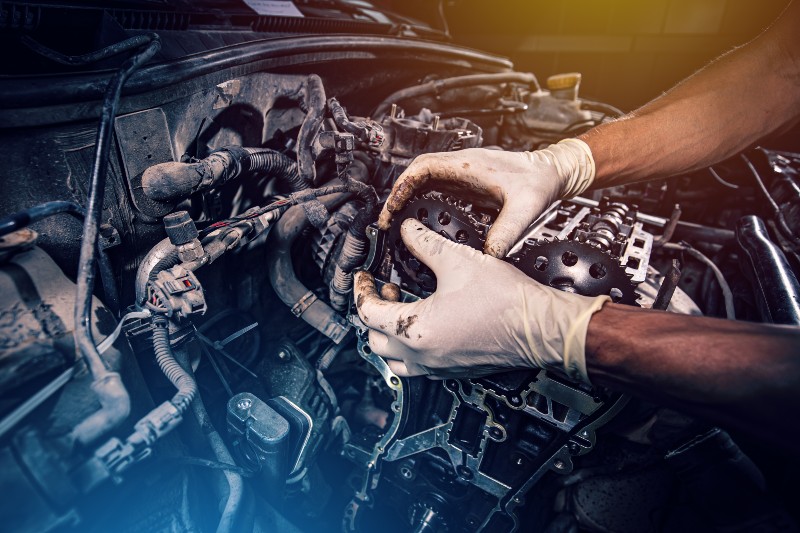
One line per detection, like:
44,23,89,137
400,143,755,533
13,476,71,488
377,139,595,258
353,218,609,382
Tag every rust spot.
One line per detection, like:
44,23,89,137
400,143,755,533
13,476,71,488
395,314,417,338
462,162,470,170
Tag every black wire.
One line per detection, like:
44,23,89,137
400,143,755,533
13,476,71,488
20,34,157,67
73,34,161,378
0,200,85,237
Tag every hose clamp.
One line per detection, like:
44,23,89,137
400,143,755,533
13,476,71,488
291,290,318,317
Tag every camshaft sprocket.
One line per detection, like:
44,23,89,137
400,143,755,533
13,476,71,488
389,191,493,293
510,238,639,305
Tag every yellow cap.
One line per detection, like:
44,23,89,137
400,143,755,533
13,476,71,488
546,73,582,91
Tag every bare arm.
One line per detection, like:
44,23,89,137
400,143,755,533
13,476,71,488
581,1,800,189
586,304,800,448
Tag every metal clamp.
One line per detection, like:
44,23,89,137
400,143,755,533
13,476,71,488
291,290,318,318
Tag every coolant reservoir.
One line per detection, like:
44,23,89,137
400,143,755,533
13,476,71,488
523,72,592,131
547,72,583,101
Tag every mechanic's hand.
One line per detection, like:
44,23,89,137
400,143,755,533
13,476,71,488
354,218,609,382
377,139,595,258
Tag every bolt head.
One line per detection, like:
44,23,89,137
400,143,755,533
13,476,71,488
236,398,252,410
554,459,566,470
277,350,290,360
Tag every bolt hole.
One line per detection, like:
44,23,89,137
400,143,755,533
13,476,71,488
534,256,548,271
455,230,469,243
589,263,607,279
389,376,400,386
561,251,578,267
609,288,623,302
362,345,372,355
437,210,451,225
416,208,428,222
551,277,576,292
146,154,152,159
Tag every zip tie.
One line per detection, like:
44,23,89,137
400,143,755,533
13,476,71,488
97,310,152,354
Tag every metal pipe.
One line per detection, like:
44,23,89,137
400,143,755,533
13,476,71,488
653,259,682,311
299,75,326,186
663,243,736,320
71,34,161,445
135,237,179,305
736,215,800,325
373,72,540,118
653,204,682,247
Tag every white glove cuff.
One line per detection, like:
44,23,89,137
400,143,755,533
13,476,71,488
562,295,610,383
534,138,596,199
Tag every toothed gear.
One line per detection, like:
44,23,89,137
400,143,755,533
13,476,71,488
511,239,639,306
389,191,494,293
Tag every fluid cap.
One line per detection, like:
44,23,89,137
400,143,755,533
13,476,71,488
163,211,199,245
547,73,582,101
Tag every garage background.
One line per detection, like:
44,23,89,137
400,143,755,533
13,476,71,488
393,0,790,112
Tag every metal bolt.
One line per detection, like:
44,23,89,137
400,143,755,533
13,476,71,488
390,103,397,119
236,397,252,410
277,349,290,361
554,459,566,470
432,115,440,130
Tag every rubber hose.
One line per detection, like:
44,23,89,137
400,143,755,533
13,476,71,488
266,193,352,343
242,148,306,190
142,147,306,203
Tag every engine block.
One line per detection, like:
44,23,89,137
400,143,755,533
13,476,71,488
344,194,656,532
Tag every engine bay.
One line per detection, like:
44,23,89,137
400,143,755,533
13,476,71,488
2,25,800,533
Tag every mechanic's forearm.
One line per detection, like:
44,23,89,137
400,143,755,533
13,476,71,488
580,1,800,188
585,304,800,447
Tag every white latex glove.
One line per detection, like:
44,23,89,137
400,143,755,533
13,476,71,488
377,138,595,258
354,218,609,382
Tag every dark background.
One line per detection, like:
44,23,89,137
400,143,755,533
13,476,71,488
391,0,789,112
